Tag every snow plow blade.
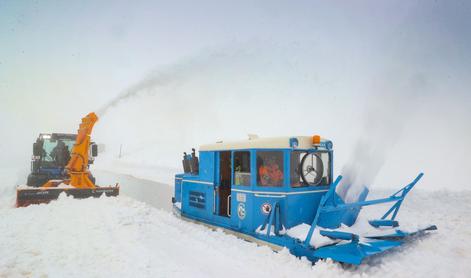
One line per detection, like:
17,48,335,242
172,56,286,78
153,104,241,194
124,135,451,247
16,186,119,207
294,173,437,264
365,225,438,240
312,225,437,265
314,239,402,265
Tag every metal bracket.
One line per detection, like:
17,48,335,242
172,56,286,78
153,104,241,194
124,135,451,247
227,195,231,217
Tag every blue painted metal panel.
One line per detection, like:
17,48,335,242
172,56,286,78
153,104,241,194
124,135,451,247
174,174,183,203
251,194,286,232
320,230,359,241
199,151,215,182
285,191,325,228
181,180,213,220
231,189,253,232
369,219,399,228
39,167,63,176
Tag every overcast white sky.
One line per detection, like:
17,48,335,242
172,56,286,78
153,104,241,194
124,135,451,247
0,0,470,190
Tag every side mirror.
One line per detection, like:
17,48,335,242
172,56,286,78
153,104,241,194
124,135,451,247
91,143,98,157
33,142,42,156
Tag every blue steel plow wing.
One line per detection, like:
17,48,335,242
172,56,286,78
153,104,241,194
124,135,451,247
302,173,437,265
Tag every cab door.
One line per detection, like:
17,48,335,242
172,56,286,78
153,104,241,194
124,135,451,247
231,150,252,230
215,151,232,217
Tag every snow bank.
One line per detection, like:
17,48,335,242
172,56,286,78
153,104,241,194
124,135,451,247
287,223,339,248
0,167,27,209
0,195,318,278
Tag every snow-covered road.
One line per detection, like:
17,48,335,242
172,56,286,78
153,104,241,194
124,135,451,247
95,170,173,212
1,169,470,277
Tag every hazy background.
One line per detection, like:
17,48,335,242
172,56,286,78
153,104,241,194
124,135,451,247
1,0,470,190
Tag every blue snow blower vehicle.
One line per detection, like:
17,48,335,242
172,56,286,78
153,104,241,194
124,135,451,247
172,135,436,265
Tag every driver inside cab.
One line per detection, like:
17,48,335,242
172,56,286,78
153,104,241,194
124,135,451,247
259,157,283,186
50,140,71,167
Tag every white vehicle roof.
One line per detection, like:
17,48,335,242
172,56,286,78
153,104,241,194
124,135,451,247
199,135,329,151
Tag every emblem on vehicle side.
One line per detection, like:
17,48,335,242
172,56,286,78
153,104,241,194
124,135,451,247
237,203,246,220
236,193,246,202
261,203,272,215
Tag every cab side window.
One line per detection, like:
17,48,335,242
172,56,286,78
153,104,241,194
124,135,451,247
290,151,331,187
234,151,251,186
257,151,284,187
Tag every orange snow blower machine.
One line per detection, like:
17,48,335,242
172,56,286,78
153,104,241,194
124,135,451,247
16,112,119,207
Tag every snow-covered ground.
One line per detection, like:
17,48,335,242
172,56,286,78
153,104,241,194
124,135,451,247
1,168,470,277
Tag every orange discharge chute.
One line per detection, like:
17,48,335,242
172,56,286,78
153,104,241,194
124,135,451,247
66,112,98,189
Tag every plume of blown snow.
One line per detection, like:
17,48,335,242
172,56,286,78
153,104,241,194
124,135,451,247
93,41,354,169
338,72,428,202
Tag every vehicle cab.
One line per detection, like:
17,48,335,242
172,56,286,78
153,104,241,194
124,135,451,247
173,135,334,235
27,133,98,187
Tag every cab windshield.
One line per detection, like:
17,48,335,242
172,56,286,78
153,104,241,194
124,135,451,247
40,138,75,167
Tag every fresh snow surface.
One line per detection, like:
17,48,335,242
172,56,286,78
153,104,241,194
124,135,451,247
255,225,286,237
0,195,318,278
0,168,23,209
287,223,340,248
1,168,471,277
